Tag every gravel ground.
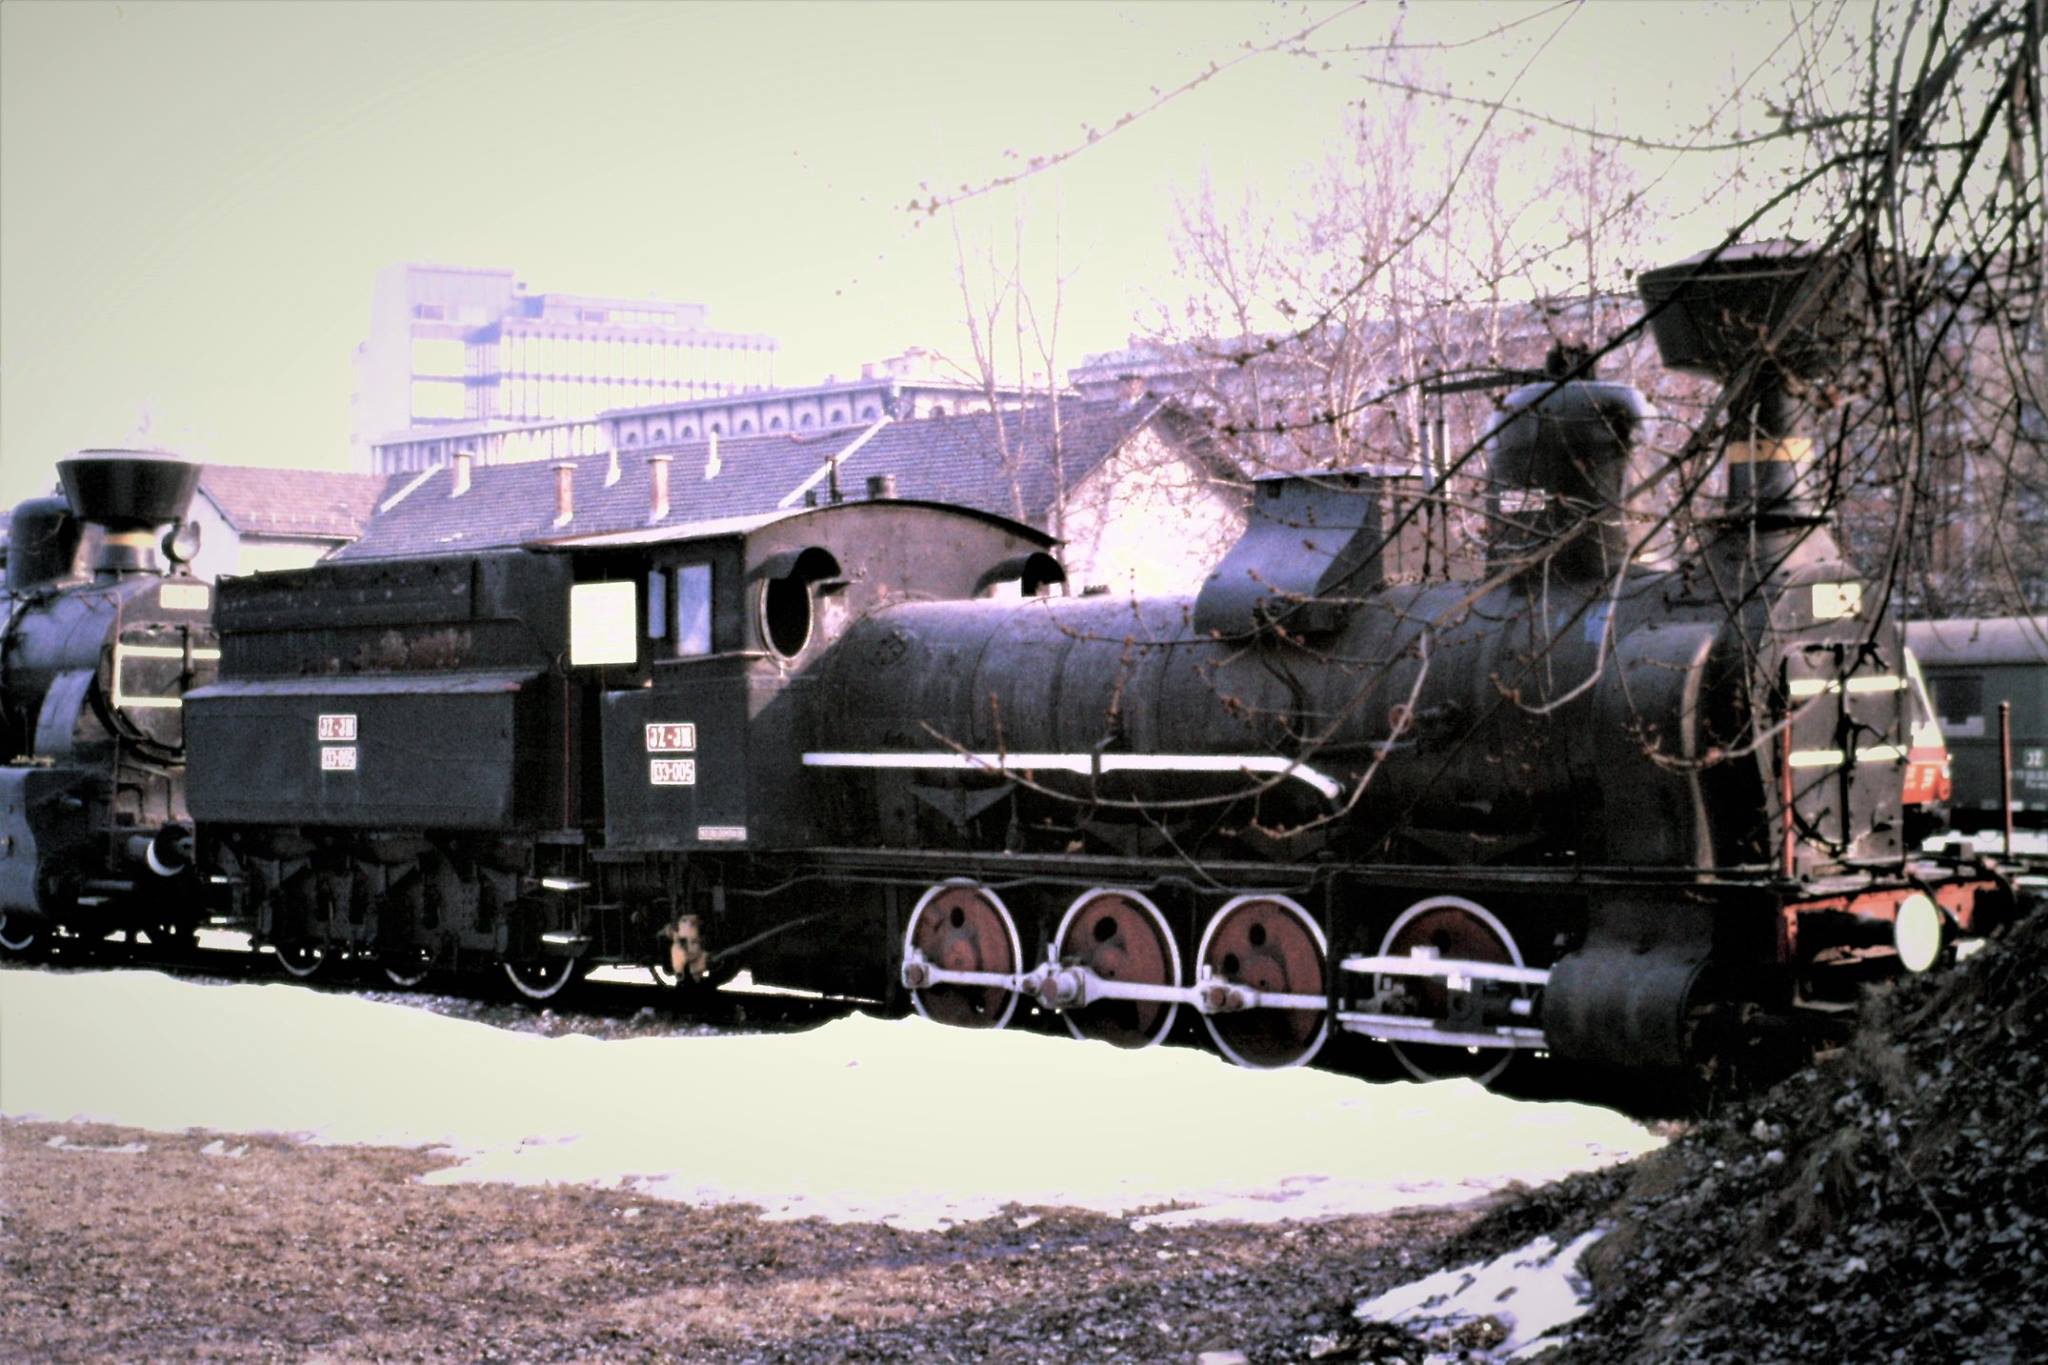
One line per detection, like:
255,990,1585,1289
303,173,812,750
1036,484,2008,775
0,1117,1466,1363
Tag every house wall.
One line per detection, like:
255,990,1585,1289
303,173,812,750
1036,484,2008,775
1057,426,1246,596
184,497,341,582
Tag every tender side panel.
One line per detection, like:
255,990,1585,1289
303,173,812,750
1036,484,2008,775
186,670,555,829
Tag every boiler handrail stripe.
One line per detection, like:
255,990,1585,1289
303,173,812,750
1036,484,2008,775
801,750,1344,801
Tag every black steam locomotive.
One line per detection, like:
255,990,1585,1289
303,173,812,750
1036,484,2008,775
1,245,2017,1083
1,455,217,954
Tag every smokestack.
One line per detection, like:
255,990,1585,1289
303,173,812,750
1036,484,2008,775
552,462,575,528
57,449,201,578
451,451,472,497
1638,242,1862,531
647,453,672,523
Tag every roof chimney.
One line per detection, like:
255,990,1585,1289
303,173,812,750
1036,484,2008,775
451,451,472,497
703,430,721,481
552,462,575,527
647,453,672,523
866,473,897,500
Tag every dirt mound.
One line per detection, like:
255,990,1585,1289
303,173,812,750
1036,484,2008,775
1487,904,2048,1361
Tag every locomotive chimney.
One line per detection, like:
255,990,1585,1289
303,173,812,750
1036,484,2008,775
647,453,672,523
1637,241,1863,532
56,449,201,577
552,462,575,528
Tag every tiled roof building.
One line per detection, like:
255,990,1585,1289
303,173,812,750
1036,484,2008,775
185,466,392,580
337,398,1246,594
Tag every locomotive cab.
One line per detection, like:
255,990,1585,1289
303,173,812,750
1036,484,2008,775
575,500,1063,856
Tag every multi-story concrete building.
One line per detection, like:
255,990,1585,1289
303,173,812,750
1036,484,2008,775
351,264,777,471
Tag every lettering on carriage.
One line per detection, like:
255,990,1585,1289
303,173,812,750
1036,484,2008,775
645,722,696,753
318,713,358,742
650,758,697,786
321,746,358,772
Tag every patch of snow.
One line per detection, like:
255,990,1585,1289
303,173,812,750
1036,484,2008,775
1356,1226,1605,1359
0,968,1662,1230
43,1134,149,1154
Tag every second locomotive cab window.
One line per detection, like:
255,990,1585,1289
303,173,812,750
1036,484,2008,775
1931,674,1983,726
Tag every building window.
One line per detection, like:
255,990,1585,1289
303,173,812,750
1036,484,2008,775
828,409,847,424
651,428,666,443
859,405,878,419
709,422,724,435
738,419,754,433
681,424,697,439
768,415,784,431
624,431,639,447
799,413,815,428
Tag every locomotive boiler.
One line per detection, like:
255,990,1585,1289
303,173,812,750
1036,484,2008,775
0,452,217,953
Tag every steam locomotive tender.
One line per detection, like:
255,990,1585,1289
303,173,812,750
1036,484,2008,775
155,245,2010,1081
0,455,217,953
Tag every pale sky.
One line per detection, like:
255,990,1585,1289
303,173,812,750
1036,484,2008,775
0,0,1842,506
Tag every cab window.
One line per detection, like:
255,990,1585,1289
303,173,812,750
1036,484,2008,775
673,563,713,656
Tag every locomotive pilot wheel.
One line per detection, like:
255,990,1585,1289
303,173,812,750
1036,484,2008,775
903,880,1022,1029
1053,888,1182,1049
1196,894,1329,1069
1376,895,1524,1086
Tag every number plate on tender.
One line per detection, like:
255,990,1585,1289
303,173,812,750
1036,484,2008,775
645,722,697,752
650,758,697,785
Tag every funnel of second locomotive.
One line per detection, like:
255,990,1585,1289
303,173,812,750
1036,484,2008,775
57,449,201,532
1636,240,1866,394
1638,241,1868,527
